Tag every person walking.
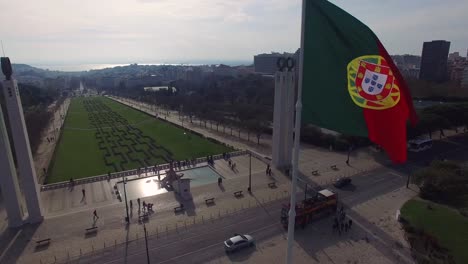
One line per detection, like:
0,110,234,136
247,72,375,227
93,210,99,221
137,198,141,211
266,164,270,175
82,188,86,198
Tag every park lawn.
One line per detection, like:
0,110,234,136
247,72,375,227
47,97,232,183
401,199,468,264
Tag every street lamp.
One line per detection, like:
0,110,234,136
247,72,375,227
248,152,252,192
122,176,129,223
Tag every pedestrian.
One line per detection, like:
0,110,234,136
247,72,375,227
142,201,147,212
130,200,133,210
93,210,99,220
348,219,352,229
137,198,141,211
228,159,232,166
266,164,270,175
82,188,86,198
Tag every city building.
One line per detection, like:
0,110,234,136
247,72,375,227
448,52,460,61
462,66,468,88
448,56,467,85
419,40,450,82
212,64,238,77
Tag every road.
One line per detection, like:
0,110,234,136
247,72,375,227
68,199,286,264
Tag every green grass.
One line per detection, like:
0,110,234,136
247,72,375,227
47,96,232,183
401,199,468,264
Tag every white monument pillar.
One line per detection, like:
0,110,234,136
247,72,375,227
1,57,43,223
0,106,25,227
272,58,296,169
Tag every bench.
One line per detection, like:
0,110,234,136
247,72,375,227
234,191,243,197
85,226,98,234
36,238,51,246
312,170,319,176
174,205,184,213
268,182,277,188
330,165,338,170
205,198,215,205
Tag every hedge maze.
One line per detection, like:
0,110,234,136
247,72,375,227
48,97,231,182
84,99,174,172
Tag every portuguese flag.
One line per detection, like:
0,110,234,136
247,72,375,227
301,0,417,163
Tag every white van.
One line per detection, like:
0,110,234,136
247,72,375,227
408,137,433,152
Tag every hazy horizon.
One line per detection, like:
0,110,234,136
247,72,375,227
2,0,467,68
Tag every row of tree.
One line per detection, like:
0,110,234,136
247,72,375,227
105,74,274,144
101,72,468,150
408,103,468,139
0,83,63,155
411,160,468,207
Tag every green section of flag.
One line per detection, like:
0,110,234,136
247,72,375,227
301,0,381,136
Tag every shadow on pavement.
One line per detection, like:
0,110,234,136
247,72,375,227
0,223,41,264
226,245,256,262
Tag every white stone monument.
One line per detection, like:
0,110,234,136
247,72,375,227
0,105,25,227
1,57,43,224
272,57,296,169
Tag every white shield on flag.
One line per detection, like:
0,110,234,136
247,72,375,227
361,70,387,95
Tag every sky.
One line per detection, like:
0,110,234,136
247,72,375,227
0,0,467,67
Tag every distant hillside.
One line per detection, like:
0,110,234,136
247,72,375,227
12,63,79,78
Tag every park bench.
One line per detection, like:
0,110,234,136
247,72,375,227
233,191,243,197
36,238,51,246
205,198,215,205
268,182,277,188
174,205,184,213
312,170,319,176
330,165,338,170
85,226,98,234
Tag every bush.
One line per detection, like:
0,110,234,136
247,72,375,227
412,161,468,206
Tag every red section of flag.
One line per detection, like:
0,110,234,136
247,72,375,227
362,40,417,163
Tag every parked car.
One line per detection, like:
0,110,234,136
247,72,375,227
224,234,255,252
333,177,352,188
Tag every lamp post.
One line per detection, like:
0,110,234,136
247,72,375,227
248,152,252,192
122,176,129,223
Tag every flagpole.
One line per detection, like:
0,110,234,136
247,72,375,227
285,0,306,263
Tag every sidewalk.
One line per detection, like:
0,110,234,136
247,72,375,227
33,98,71,184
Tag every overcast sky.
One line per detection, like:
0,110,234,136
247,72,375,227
1,0,467,66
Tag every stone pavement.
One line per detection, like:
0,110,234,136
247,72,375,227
10,154,295,264
33,98,71,184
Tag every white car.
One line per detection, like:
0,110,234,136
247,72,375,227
224,234,255,252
